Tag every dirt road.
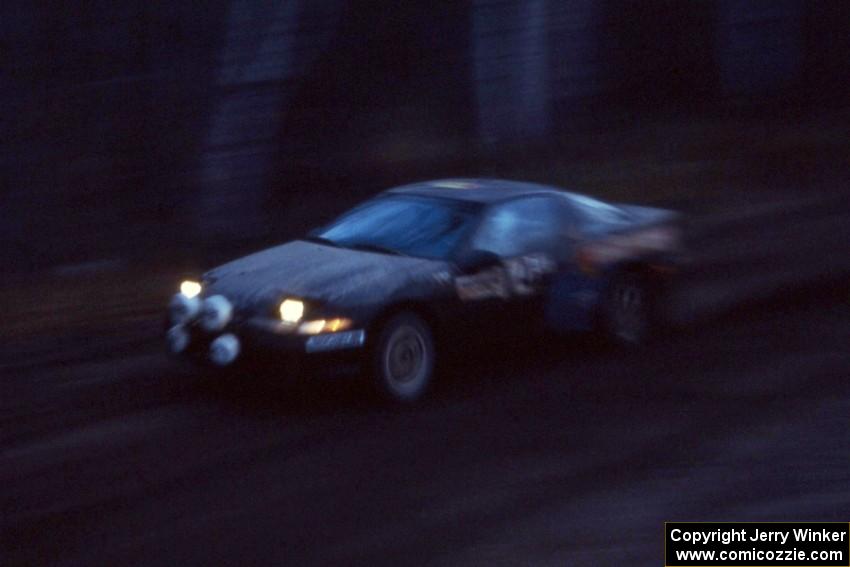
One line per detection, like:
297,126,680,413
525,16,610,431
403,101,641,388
3,198,849,566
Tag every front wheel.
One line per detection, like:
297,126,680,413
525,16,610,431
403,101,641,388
371,312,435,403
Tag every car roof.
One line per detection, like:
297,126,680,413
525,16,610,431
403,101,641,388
384,178,570,204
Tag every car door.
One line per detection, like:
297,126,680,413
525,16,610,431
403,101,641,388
459,196,569,339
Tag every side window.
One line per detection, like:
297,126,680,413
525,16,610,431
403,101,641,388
472,197,561,258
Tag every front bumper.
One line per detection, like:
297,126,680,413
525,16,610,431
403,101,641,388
166,311,366,368
239,317,366,354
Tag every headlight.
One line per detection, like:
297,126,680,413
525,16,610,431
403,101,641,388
279,299,305,323
180,280,202,299
297,318,352,335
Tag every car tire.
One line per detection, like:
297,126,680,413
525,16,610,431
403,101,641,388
371,312,435,403
601,271,655,347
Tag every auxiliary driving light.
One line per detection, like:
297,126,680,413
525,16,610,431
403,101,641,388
166,325,190,354
169,293,201,325
209,333,240,366
200,295,233,332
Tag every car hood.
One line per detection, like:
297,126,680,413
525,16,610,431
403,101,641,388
203,240,446,313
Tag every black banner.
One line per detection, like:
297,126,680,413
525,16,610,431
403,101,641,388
665,523,850,566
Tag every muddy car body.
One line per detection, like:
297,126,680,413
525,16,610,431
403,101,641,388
165,179,683,402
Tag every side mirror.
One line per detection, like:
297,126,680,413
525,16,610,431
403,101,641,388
455,249,501,274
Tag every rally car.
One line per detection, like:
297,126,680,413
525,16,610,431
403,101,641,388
165,178,683,402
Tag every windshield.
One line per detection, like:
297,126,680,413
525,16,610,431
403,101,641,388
311,195,482,260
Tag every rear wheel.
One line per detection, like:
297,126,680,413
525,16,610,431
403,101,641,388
602,271,654,346
371,312,435,403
